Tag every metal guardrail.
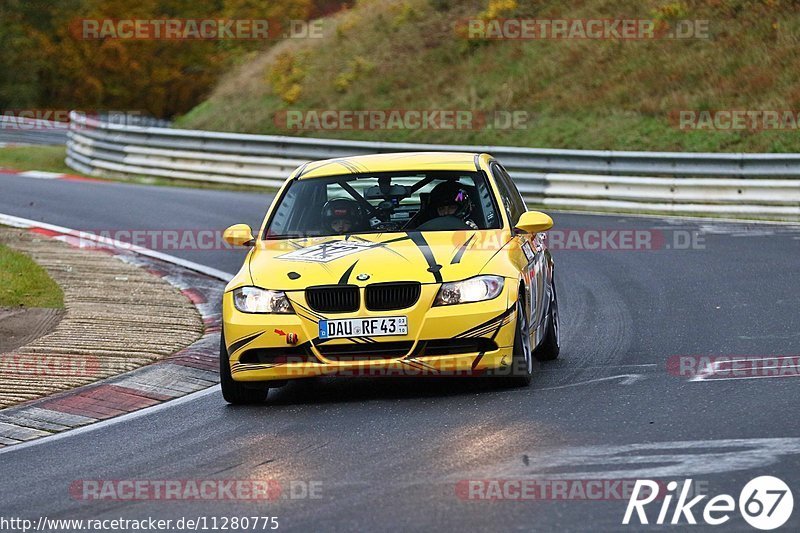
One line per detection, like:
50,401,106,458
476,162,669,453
0,113,170,146
66,111,800,220
0,116,69,145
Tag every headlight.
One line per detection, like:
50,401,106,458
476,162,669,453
233,287,294,314
433,275,505,306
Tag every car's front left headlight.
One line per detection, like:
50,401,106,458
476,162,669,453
233,286,294,314
433,275,505,306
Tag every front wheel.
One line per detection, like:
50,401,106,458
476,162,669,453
219,331,269,404
506,298,533,387
533,277,560,362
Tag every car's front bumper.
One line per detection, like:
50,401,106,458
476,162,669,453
223,282,518,382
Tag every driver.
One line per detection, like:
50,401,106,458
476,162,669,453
428,181,478,229
322,198,362,234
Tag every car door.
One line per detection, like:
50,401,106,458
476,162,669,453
492,162,550,333
490,162,536,329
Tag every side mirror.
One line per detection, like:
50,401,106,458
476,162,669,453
223,224,255,247
515,211,553,234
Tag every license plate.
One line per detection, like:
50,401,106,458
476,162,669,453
319,317,408,339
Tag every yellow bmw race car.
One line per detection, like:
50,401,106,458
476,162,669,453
220,152,559,404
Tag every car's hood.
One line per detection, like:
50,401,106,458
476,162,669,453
248,230,512,290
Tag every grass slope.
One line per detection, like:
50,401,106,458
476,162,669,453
178,0,800,152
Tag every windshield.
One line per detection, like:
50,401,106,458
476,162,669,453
264,171,502,238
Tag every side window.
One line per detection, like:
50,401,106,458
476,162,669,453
499,165,527,215
491,163,524,225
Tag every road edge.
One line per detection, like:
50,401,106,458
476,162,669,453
0,213,229,449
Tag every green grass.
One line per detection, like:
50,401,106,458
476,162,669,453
0,145,75,174
0,242,64,308
178,0,800,153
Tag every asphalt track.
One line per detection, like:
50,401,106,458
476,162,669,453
1,173,799,531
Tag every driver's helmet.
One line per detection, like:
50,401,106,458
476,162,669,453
322,198,362,232
429,180,473,220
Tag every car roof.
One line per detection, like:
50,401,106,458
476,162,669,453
296,152,491,179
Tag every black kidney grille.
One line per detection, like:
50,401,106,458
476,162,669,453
365,282,421,311
306,285,359,313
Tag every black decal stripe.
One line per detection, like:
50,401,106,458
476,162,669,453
227,331,266,355
455,306,515,339
338,260,359,285
407,358,437,371
304,160,344,175
232,363,277,371
345,236,402,257
350,235,411,260
380,235,413,245
294,162,309,179
451,233,475,265
471,352,486,370
295,312,321,324
401,360,427,372
334,158,360,174
491,314,512,340
352,235,414,261
344,336,378,344
462,323,501,339
311,336,333,345
407,232,443,283
290,299,326,321
376,243,408,260
410,341,427,357
457,320,502,339
482,235,514,266
466,315,513,339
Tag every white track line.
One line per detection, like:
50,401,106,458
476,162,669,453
0,212,234,454
0,213,232,281
538,374,644,390
0,387,219,456
690,356,800,382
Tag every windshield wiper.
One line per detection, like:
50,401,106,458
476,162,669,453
263,233,315,240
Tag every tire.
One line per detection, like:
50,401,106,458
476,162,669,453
533,277,560,362
219,331,269,404
506,297,533,387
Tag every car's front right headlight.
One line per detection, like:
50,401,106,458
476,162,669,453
233,286,294,314
433,275,505,306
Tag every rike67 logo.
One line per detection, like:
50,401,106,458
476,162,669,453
623,476,794,529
